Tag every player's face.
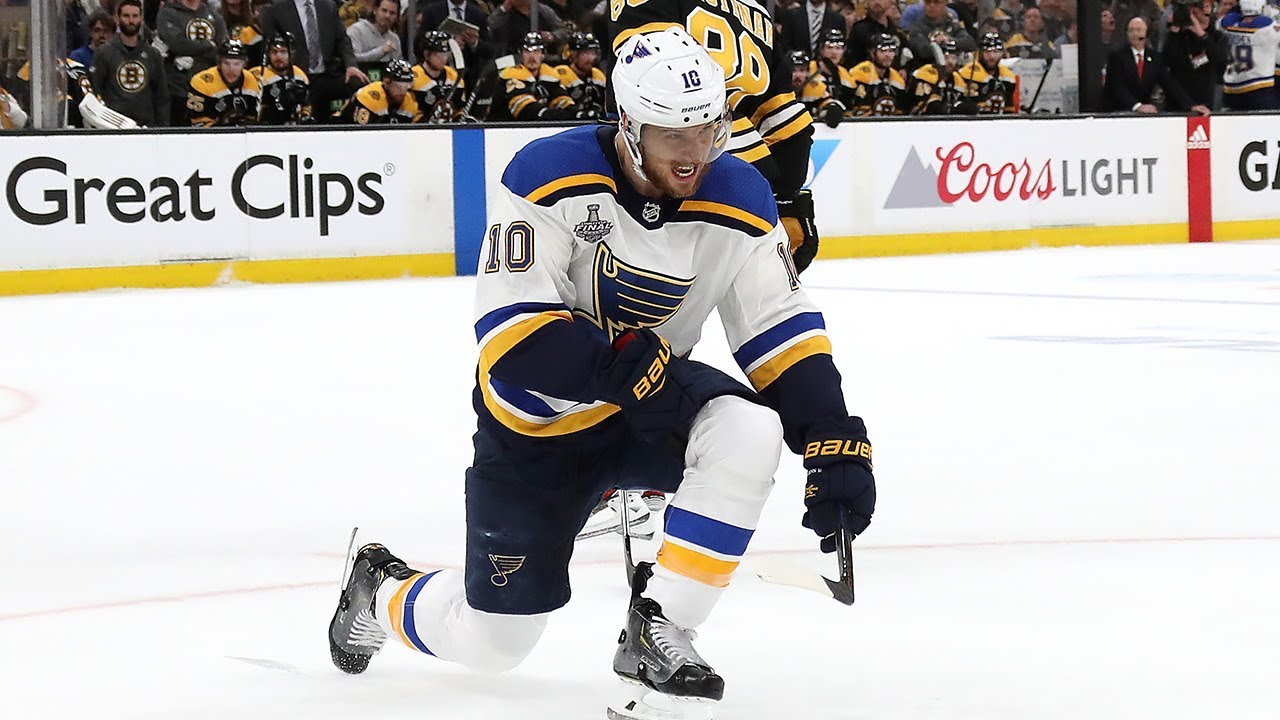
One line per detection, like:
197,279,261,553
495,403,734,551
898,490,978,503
426,50,448,72
220,58,245,83
873,46,896,69
116,7,143,36
821,41,844,63
386,79,410,105
943,51,959,72
639,119,725,198
981,48,1004,69
521,48,544,72
269,46,290,71
792,65,808,88
572,49,599,73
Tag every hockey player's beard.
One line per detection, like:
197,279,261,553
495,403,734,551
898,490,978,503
639,154,710,199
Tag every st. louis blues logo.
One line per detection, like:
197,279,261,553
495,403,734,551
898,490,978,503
573,203,613,244
579,243,694,342
489,554,525,587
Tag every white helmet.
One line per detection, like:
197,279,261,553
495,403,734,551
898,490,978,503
1241,0,1264,14
611,27,730,179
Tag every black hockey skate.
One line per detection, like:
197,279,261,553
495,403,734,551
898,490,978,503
328,530,418,674
608,564,723,720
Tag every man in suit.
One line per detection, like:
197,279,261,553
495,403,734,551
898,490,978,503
262,0,370,118
1104,17,1209,114
417,0,494,90
779,0,846,55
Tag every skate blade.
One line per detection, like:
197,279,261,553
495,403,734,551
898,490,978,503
337,527,360,591
606,680,715,720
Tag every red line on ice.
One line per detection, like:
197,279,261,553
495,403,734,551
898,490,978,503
0,385,36,424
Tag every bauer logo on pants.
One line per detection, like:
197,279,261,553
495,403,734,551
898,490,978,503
489,554,526,586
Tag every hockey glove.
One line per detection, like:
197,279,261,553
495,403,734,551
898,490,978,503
821,100,846,129
801,416,875,552
603,329,701,444
775,189,819,273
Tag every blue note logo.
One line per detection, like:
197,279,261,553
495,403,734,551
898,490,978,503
579,243,694,342
489,555,525,587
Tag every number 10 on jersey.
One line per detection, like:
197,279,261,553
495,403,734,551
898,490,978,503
484,222,536,273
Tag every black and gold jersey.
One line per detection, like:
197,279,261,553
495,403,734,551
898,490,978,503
609,0,813,196
489,63,576,121
957,60,1020,114
336,81,423,124
907,64,968,115
253,64,312,124
187,66,261,126
554,64,607,115
412,64,467,123
18,59,94,128
796,60,852,123
849,61,906,116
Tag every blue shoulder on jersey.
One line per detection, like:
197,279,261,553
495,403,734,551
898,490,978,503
671,153,778,238
1222,12,1274,30
501,125,619,206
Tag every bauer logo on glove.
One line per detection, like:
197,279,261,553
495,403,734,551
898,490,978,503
804,439,873,465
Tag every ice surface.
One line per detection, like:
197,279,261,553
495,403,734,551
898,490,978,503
2,242,1278,719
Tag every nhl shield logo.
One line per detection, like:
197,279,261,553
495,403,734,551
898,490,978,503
573,203,613,244
642,202,661,223
489,554,526,587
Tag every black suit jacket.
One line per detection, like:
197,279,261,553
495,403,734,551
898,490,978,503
262,0,357,75
1103,44,1192,111
778,4,846,55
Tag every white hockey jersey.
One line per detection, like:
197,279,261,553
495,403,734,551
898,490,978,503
1220,12,1280,94
473,125,839,443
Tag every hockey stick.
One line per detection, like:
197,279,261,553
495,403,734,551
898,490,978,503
752,525,855,606
621,490,637,587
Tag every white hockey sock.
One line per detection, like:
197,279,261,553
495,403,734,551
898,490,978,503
375,568,549,673
648,396,782,629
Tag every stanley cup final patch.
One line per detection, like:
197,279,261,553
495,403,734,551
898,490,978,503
573,203,613,243
489,554,526,586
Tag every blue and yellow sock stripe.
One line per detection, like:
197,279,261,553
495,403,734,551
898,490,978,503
386,570,441,655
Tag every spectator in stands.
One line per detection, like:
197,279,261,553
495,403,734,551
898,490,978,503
959,30,1020,112
67,0,90,56
188,38,262,125
1103,17,1207,113
419,0,494,91
92,0,170,126
0,82,28,129
1101,8,1117,47
988,0,1023,39
779,0,846,55
906,0,976,64
158,0,227,127
849,32,907,114
254,31,314,123
1037,0,1074,42
1054,18,1078,49
1110,0,1164,52
488,0,566,58
1005,7,1058,58
949,0,980,41
225,0,270,66
1163,0,1225,111
348,0,402,62
339,0,374,28
71,11,116,68
262,0,369,119
412,30,469,122
337,58,423,122
849,0,904,67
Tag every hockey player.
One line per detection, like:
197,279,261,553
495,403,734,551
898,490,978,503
1220,0,1280,110
253,31,312,124
489,32,584,121
555,32,608,119
336,59,423,123
959,31,1021,113
792,49,848,128
610,0,822,273
815,29,858,112
849,33,907,115
187,39,260,126
328,28,876,720
15,58,96,128
412,30,468,124
908,36,970,114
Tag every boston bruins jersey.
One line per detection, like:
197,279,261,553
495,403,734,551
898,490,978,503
489,63,576,121
476,124,847,450
908,64,968,115
796,61,852,125
17,59,94,128
554,64,607,115
412,64,467,123
187,66,261,126
610,0,814,197
233,24,266,65
254,64,312,124
336,81,423,124
849,61,905,115
958,60,1019,114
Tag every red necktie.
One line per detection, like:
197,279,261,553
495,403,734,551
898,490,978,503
1136,53,1145,81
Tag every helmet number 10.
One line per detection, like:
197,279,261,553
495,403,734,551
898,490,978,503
681,70,702,89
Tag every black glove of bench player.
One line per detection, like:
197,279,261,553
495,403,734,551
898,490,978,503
801,416,875,553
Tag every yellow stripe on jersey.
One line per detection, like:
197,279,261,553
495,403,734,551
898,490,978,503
657,541,739,588
524,173,618,204
750,93,793,125
386,572,425,649
613,22,683,49
747,335,833,390
763,111,813,144
731,116,754,133
731,143,771,164
479,311,572,369
678,200,773,234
